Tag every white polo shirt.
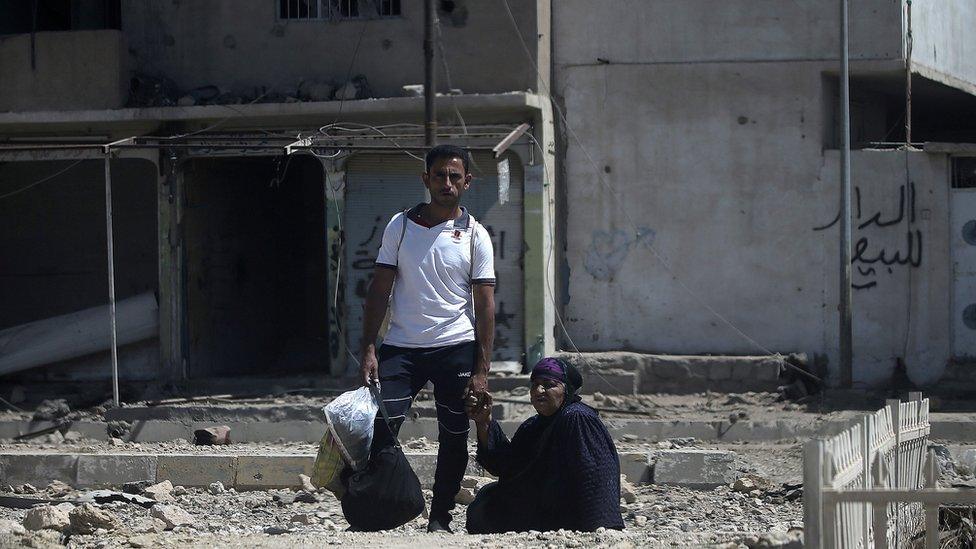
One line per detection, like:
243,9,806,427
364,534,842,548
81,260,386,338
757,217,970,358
375,206,495,348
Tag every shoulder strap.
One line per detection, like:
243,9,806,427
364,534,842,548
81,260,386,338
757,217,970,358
468,217,478,281
395,208,409,265
369,383,402,448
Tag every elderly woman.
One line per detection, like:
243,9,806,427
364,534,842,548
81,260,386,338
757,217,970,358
464,358,624,533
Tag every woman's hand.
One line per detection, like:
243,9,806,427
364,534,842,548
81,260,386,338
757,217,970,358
466,391,493,425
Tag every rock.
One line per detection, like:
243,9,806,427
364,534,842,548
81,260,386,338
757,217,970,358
747,529,803,548
62,431,83,442
208,482,225,495
144,480,175,502
110,437,125,446
459,476,493,491
668,437,697,448
0,518,26,535
956,448,976,476
264,525,290,535
172,485,187,496
620,475,638,504
733,474,774,493
321,519,338,531
128,535,154,547
43,431,65,444
23,505,71,532
634,515,648,527
14,483,39,494
653,449,737,488
455,487,476,505
293,490,318,504
194,426,231,445
177,95,196,107
405,437,429,450
622,434,639,442
151,505,195,530
33,399,70,421
299,474,316,493
69,503,120,534
290,513,313,525
107,420,130,438
45,480,72,497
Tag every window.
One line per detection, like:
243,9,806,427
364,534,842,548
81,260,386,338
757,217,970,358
277,0,400,21
0,0,121,35
953,158,976,189
377,0,401,17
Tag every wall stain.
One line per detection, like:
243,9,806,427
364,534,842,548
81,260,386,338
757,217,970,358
583,227,654,282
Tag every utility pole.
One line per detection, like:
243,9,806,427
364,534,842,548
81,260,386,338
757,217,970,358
424,0,436,147
839,0,854,387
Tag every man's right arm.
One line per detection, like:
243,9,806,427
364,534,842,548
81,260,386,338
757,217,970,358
360,266,396,386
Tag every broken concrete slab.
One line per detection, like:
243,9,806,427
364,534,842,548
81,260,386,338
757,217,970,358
23,505,71,532
652,449,737,488
76,454,157,487
235,455,313,489
555,352,785,394
68,503,121,534
0,454,77,487
157,455,236,488
150,504,195,530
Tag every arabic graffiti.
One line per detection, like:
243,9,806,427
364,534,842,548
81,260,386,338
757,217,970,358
813,183,922,290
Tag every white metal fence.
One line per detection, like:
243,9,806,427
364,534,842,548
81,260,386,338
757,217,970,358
805,392,976,548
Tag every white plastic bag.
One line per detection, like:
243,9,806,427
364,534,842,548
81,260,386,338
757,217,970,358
321,386,379,471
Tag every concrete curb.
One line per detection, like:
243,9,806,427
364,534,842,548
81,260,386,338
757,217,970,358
5,417,974,445
0,451,652,490
0,416,881,444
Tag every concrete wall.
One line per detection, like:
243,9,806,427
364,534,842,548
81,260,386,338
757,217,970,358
553,1,953,387
0,30,127,112
121,0,545,100
911,0,976,93
554,0,904,66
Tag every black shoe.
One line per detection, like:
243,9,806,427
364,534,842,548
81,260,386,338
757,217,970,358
427,517,453,533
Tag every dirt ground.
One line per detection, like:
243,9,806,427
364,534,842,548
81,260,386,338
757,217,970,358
2,389,974,547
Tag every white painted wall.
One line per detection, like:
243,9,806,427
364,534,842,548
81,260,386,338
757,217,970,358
911,0,976,93
553,1,955,386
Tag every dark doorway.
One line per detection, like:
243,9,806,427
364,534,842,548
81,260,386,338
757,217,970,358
183,155,328,377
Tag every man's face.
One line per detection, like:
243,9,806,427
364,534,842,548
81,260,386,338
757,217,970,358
422,156,471,209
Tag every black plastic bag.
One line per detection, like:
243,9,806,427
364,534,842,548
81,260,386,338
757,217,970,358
340,384,424,531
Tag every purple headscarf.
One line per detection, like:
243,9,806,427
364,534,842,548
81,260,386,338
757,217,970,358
530,357,583,400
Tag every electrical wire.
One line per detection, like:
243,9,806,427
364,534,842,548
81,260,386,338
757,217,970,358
498,0,820,383
162,87,276,141
0,159,85,201
326,8,371,131
434,15,468,134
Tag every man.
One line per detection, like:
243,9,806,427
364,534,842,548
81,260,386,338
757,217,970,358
360,144,496,532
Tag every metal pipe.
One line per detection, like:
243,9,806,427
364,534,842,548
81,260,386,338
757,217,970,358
424,0,436,147
905,0,913,144
104,156,120,407
839,0,854,388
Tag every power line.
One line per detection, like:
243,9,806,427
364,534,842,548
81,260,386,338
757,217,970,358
0,159,85,202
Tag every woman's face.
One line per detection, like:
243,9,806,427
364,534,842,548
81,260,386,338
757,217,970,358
530,377,566,416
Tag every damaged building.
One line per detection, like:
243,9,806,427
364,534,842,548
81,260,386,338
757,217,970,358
1,0,976,397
